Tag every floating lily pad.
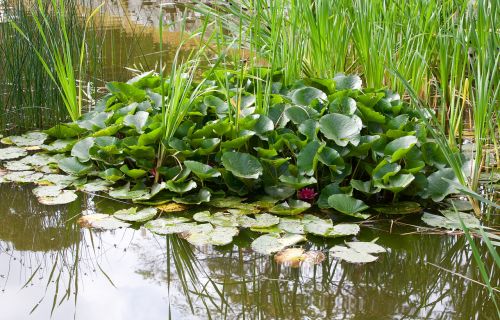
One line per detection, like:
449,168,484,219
193,211,240,227
303,215,360,237
421,211,481,230
278,218,305,234
274,248,325,267
172,188,211,205
0,147,28,160
37,174,78,187
145,217,195,235
373,201,421,215
446,199,473,212
4,171,44,183
3,160,32,171
78,212,131,230
71,137,95,162
4,131,48,147
108,183,150,200
42,139,75,153
182,224,239,246
330,241,386,263
38,190,78,205
238,213,280,228
79,179,114,192
32,185,65,197
269,200,311,216
113,207,157,223
184,160,221,180
251,234,306,255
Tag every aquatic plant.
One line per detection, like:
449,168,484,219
9,0,104,122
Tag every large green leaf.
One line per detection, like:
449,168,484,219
221,152,263,179
327,194,370,219
333,74,362,90
71,137,95,162
124,111,149,134
319,113,362,146
184,161,221,180
269,200,311,215
384,136,418,162
297,140,324,176
279,174,317,189
58,157,93,176
113,207,157,223
251,234,306,255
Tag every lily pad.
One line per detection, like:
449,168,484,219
238,213,280,228
42,139,75,153
58,157,94,176
71,137,95,162
78,212,131,230
124,111,149,133
303,215,360,237
221,152,263,179
4,131,48,147
278,218,305,234
38,174,78,187
193,211,240,227
173,188,211,205
421,211,481,230
32,185,65,198
330,241,386,263
79,179,114,192
113,207,157,223
184,160,221,180
251,234,306,255
38,190,78,205
182,224,239,246
3,160,32,171
327,194,370,219
333,74,362,90
291,87,327,106
384,136,418,163
4,171,44,183
319,113,362,147
0,147,27,160
269,200,311,216
144,217,195,235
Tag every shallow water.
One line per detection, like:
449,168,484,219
0,184,497,320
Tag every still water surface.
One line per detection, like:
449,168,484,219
0,183,497,319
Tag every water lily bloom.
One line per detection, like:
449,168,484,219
298,188,317,201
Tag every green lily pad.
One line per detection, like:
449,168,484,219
303,215,360,237
42,139,75,153
108,183,150,200
4,171,44,183
279,174,317,189
173,188,211,205
327,194,370,219
98,168,125,182
124,111,149,133
182,224,239,246
78,212,131,230
71,137,95,162
329,245,379,263
32,185,65,198
291,87,327,106
421,211,480,230
184,160,221,180
113,207,157,222
373,201,421,215
38,174,78,187
58,157,94,176
221,152,263,179
278,218,305,234
251,234,306,255
3,160,32,171
297,140,324,176
37,190,78,205
333,74,362,90
446,199,474,212
238,213,280,228
319,113,362,147
384,136,418,163
144,217,195,235
193,211,240,227
166,180,197,194
4,131,48,147
79,179,113,192
0,147,28,160
269,200,311,216
119,165,147,179
346,241,387,254
350,180,381,195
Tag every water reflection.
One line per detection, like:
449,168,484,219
0,183,497,319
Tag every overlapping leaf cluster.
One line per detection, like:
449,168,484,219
19,69,463,215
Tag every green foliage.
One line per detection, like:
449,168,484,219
35,69,467,217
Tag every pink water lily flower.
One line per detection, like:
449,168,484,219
297,187,317,201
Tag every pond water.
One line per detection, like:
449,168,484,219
0,1,498,319
0,183,497,319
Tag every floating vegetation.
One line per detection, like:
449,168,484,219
274,248,325,267
0,69,487,255
330,241,387,263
